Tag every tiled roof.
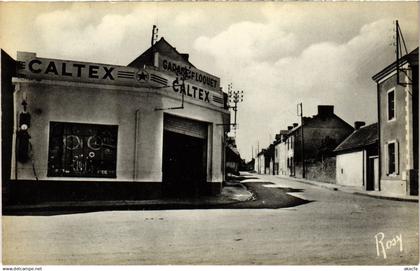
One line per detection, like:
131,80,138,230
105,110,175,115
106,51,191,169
334,123,378,153
128,37,195,68
227,144,241,157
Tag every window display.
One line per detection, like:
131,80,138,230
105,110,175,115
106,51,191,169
47,122,118,178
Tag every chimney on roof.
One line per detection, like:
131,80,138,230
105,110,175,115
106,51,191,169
180,53,189,61
318,105,334,116
293,123,298,127
354,121,366,130
287,126,293,130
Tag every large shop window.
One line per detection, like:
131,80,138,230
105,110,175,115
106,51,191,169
48,122,118,178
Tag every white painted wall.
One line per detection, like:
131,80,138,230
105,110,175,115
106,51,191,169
336,151,364,187
380,180,406,195
278,142,288,176
12,79,228,184
257,154,265,174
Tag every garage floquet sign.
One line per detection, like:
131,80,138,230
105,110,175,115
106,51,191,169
156,54,225,106
158,55,220,93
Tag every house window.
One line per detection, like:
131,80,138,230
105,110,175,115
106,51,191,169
47,122,118,178
387,88,395,121
386,140,399,175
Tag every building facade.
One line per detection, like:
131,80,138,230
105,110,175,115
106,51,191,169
266,144,275,175
225,137,242,175
334,123,379,190
1,50,16,204
4,38,230,203
286,105,354,181
256,149,266,174
372,48,418,195
286,125,297,177
274,130,288,176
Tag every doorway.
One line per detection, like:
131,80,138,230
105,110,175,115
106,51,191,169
366,156,379,191
162,115,208,197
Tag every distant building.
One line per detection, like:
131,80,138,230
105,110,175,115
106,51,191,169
256,146,274,175
274,130,288,176
242,158,255,172
286,105,354,181
334,122,379,190
266,143,275,175
372,47,418,195
286,124,298,177
256,149,266,174
226,137,242,175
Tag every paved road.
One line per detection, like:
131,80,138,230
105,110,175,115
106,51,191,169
2,174,419,265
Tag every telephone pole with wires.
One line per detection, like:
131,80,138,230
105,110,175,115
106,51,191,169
257,141,260,174
297,102,305,179
227,83,244,137
394,20,413,87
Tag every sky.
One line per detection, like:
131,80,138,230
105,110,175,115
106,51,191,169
0,2,418,161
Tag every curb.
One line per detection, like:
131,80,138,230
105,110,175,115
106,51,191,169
275,176,340,192
3,184,254,214
352,192,419,203
2,199,244,215
270,174,419,203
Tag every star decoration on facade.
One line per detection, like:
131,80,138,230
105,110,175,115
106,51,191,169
136,70,149,82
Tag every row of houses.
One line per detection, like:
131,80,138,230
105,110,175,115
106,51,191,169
256,47,418,196
225,137,243,175
256,105,355,182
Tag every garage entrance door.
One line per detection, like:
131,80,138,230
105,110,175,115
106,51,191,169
162,114,208,197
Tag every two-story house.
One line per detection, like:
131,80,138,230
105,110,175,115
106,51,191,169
372,47,418,195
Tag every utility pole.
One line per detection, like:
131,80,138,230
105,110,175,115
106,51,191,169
396,20,400,84
150,25,159,67
227,83,244,137
257,141,260,174
151,25,158,47
394,20,411,87
297,103,305,178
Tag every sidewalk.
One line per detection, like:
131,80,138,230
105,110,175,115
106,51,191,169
3,183,254,215
260,173,419,203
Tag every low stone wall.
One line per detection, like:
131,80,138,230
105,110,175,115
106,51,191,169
295,157,336,183
306,157,336,183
